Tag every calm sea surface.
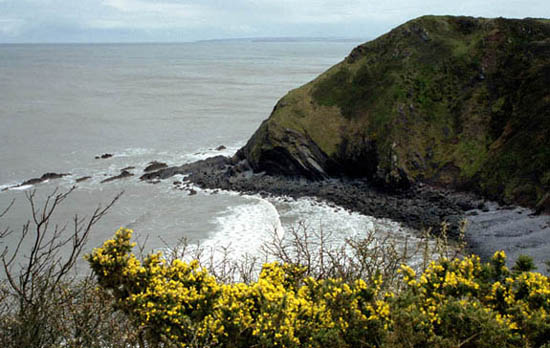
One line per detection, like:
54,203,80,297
0,41,418,269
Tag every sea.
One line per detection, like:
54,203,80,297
0,40,424,272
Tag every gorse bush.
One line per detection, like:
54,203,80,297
87,228,391,347
3,189,549,347
88,228,550,348
0,188,458,348
393,252,550,347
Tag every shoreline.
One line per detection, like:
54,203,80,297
141,155,550,272
3,154,548,272
142,156,480,234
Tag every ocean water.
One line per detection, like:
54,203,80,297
0,41,422,270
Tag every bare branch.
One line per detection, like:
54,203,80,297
0,198,15,219
1,187,122,308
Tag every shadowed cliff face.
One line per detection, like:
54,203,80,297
239,15,550,209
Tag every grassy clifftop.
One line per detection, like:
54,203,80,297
239,15,550,209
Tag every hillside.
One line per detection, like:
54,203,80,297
237,16,550,210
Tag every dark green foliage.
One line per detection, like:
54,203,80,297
513,255,537,273
312,65,386,119
389,296,520,348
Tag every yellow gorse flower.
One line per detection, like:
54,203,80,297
88,230,550,348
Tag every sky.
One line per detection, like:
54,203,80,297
0,0,548,43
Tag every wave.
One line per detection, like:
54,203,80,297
271,196,436,268
206,195,284,258
179,144,242,163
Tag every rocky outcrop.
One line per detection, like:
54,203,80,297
236,124,333,180
101,170,134,183
239,16,550,209
95,153,113,159
20,172,70,186
144,161,168,173
142,156,475,233
15,173,71,187
1,172,71,191
76,176,92,183
140,156,231,181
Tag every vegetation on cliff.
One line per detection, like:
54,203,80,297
239,16,550,209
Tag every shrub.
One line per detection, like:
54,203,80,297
87,228,391,347
88,229,550,348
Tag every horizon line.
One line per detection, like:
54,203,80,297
0,36,369,45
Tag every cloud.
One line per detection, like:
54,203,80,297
1,0,549,42
102,0,202,16
0,18,24,36
95,0,221,30
86,19,128,29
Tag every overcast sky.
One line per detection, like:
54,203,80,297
0,0,548,43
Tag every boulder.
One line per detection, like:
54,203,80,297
101,170,134,183
144,161,168,173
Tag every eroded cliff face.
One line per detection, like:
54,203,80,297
237,15,550,208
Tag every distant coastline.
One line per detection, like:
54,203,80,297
194,36,370,43
0,37,368,46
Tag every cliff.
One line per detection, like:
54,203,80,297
237,16,550,210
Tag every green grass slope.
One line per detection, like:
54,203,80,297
238,16,550,209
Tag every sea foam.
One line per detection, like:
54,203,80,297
207,195,284,259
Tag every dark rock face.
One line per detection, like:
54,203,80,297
237,125,332,180
101,170,134,183
239,16,550,208
144,161,168,173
